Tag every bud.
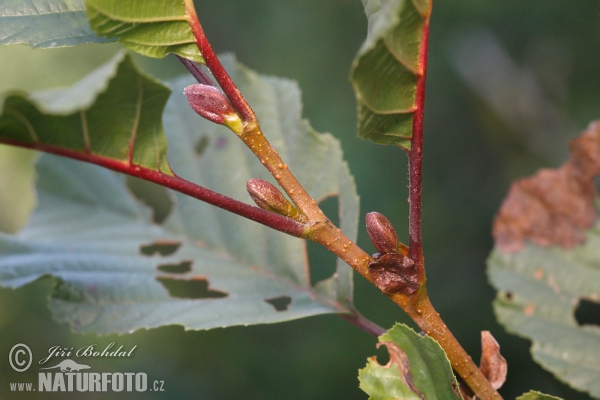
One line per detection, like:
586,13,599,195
246,179,301,220
365,212,399,255
184,84,243,134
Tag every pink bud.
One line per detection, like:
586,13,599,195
247,179,301,220
184,84,243,134
365,212,399,255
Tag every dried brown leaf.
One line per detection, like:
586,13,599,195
480,331,508,390
493,121,600,252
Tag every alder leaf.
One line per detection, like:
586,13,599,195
0,0,113,48
488,122,600,398
359,323,462,400
488,236,600,398
0,51,173,175
0,54,358,333
85,0,202,62
350,0,431,150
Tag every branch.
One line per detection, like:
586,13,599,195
407,3,430,268
400,5,502,398
0,139,305,238
182,3,501,398
183,0,255,122
393,293,503,400
340,312,386,338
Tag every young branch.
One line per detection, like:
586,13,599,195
407,13,429,269
0,139,305,238
182,1,342,227
183,0,255,123
183,2,501,398
399,5,503,399
393,292,502,399
340,312,386,338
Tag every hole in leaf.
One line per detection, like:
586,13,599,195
264,296,292,311
126,176,173,223
140,241,181,256
575,298,600,326
195,136,209,156
308,196,339,286
157,277,228,299
158,261,192,274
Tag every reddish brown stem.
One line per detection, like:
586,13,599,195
407,6,430,268
183,0,255,122
402,4,502,399
0,140,305,238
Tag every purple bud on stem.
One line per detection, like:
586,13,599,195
366,212,400,255
184,84,243,134
247,179,302,220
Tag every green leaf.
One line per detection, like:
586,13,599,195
0,54,358,333
85,0,202,62
350,0,431,150
359,323,462,400
516,391,563,400
0,51,173,175
0,0,113,48
488,224,600,398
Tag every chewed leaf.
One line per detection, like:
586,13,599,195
0,0,113,48
0,51,173,175
488,235,600,398
85,0,202,62
488,122,600,398
493,121,600,253
351,0,432,150
359,324,462,400
0,54,358,333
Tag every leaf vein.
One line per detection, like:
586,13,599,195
8,110,39,142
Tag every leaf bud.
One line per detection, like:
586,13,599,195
366,212,399,255
247,179,301,220
184,84,243,134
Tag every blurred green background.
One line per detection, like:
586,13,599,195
1,0,599,398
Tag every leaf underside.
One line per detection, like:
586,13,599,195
0,53,358,334
0,0,113,48
85,0,203,62
359,323,461,400
350,0,431,150
0,52,173,175
488,222,600,398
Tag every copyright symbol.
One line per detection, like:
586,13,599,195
9,343,32,372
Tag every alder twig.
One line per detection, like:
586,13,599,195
182,2,502,398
